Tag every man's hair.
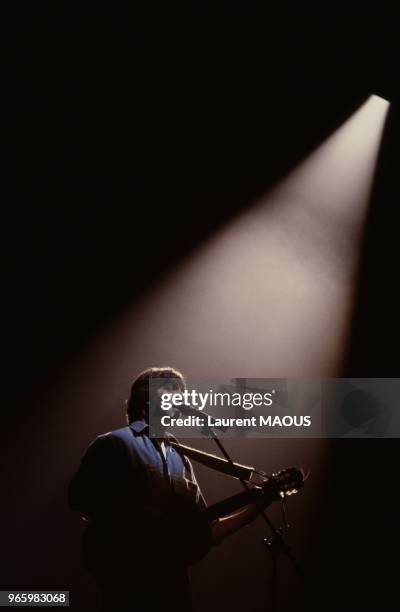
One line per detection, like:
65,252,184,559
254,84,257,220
126,366,185,423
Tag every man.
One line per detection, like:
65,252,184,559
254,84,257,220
68,367,265,611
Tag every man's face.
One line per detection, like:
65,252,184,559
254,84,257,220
153,380,184,418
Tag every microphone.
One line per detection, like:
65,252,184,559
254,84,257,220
177,403,230,432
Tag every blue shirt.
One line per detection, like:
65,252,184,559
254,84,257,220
68,421,211,607
118,420,206,509
68,420,209,566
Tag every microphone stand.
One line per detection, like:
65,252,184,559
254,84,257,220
201,422,304,612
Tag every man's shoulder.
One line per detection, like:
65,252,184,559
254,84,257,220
97,426,133,444
87,427,132,451
84,427,139,466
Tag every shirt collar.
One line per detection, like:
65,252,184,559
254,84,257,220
129,420,149,435
129,420,171,445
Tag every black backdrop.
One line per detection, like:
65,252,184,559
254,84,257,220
2,6,399,611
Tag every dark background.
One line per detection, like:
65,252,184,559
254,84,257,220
2,6,399,611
